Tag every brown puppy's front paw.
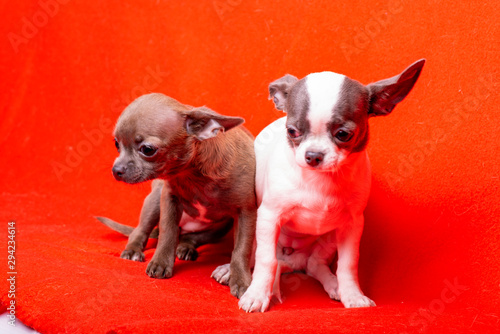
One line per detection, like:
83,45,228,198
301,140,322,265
176,243,198,261
146,259,173,279
229,271,251,299
120,248,145,262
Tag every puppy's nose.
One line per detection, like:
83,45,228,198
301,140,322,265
305,151,324,167
112,165,126,180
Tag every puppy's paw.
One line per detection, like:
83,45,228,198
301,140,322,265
176,243,198,261
327,289,341,301
238,286,272,313
226,264,251,299
342,294,376,308
146,259,173,279
121,248,145,262
229,275,251,299
211,263,230,285
324,281,340,301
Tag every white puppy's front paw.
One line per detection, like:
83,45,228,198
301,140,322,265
211,263,230,285
238,286,272,313
342,294,376,308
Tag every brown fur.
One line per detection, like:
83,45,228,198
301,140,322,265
98,93,256,298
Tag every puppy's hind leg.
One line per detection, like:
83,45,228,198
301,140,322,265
212,263,231,285
177,218,233,261
121,180,162,262
306,231,340,301
272,260,294,304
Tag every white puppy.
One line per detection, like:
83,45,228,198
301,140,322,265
237,59,425,312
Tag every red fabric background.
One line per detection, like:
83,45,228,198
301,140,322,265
1,0,498,333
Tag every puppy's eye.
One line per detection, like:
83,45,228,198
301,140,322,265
139,144,158,157
287,127,302,139
114,138,120,152
334,130,353,142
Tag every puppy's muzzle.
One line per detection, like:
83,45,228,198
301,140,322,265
305,151,324,167
112,164,126,181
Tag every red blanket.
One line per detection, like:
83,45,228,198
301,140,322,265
1,1,498,333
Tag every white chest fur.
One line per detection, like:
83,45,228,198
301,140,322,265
255,117,371,237
179,202,213,234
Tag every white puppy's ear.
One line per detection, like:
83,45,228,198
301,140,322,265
268,74,299,111
367,59,426,117
185,107,245,140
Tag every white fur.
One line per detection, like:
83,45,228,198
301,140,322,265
239,114,374,311
179,202,212,234
294,73,348,170
306,72,345,134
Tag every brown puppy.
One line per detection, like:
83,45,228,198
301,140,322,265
97,93,256,298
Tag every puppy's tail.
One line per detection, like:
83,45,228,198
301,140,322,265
95,216,159,239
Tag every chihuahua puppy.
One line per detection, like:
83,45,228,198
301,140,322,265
236,60,425,311
98,93,256,298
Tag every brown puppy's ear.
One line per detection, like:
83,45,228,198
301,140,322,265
185,107,245,141
268,74,299,111
367,59,426,117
